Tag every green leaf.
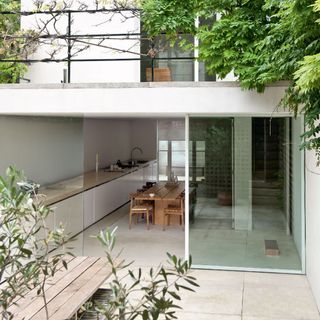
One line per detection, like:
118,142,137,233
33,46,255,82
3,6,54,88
143,309,149,320
62,260,68,270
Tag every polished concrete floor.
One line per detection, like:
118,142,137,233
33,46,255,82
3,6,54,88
190,197,302,270
68,203,319,320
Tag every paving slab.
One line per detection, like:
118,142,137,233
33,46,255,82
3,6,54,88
243,273,320,320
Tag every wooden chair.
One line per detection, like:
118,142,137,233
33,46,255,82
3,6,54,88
163,196,184,231
129,194,154,230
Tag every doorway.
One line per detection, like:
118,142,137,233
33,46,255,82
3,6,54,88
188,116,304,272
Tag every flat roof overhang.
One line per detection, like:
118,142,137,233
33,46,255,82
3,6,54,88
0,81,291,117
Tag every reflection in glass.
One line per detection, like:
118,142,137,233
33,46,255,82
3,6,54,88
141,34,194,82
189,117,303,271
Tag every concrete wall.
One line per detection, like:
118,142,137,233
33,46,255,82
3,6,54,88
0,116,83,186
306,148,320,310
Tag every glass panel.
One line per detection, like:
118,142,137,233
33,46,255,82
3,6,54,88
159,150,168,181
172,141,185,151
189,116,303,271
159,140,168,151
234,118,252,230
141,34,194,82
157,120,185,181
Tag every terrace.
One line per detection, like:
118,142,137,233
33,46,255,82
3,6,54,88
0,3,320,319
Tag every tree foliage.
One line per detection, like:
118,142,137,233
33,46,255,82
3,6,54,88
141,0,195,38
141,0,320,161
0,167,71,319
0,0,29,83
83,227,199,320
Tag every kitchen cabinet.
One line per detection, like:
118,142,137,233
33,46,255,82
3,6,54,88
94,180,118,222
48,160,158,234
36,208,55,252
84,189,95,228
93,167,146,223
117,174,132,204
52,193,84,239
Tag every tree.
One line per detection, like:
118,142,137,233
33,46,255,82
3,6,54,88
81,228,199,320
141,0,320,162
0,167,71,319
0,0,31,83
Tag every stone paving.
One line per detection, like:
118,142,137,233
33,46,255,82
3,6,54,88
176,270,320,320
73,205,320,320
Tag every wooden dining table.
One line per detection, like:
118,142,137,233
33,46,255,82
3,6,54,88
132,182,185,226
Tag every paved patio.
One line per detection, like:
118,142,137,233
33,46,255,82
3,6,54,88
72,204,320,320
176,270,319,320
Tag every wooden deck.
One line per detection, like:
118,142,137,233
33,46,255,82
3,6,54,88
10,256,114,320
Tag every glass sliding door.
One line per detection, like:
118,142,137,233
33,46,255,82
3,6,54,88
188,116,304,272
189,118,234,266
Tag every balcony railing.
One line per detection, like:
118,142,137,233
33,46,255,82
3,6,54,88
0,7,215,83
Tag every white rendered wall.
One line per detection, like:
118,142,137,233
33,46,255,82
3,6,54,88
234,118,252,230
0,83,290,117
0,116,83,185
0,116,157,184
21,0,140,83
292,118,304,260
306,148,320,310
130,119,157,160
83,118,132,171
83,118,157,172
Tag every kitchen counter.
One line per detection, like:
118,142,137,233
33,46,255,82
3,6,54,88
38,160,156,206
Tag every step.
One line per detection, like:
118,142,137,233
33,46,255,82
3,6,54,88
252,180,282,189
252,196,282,206
265,240,280,256
252,188,281,197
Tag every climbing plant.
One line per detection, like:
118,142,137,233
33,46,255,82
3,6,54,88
141,0,320,162
0,0,29,83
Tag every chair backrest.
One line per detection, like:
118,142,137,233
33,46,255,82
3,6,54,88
129,193,146,208
180,195,185,211
129,193,137,209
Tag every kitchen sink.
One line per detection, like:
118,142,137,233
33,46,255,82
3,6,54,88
136,160,149,164
121,164,139,168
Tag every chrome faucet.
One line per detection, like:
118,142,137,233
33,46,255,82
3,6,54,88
130,147,143,165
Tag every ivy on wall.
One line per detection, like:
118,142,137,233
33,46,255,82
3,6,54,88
141,0,320,162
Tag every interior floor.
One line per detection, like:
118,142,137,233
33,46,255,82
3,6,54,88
69,203,185,267
66,196,301,272
61,204,317,320
190,197,301,270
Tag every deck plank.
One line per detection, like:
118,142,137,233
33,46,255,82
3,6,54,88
14,257,99,320
50,259,113,320
30,257,109,320
8,255,77,315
